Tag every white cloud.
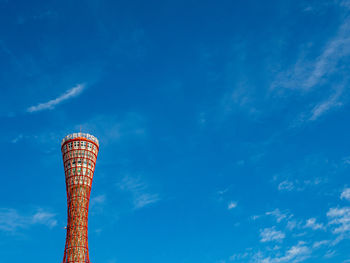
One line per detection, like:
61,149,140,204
305,218,324,231
312,240,329,248
324,249,337,258
341,188,350,201
133,193,160,209
260,227,286,243
0,208,57,233
230,252,249,261
118,175,160,209
273,17,350,92
260,241,311,263
90,194,106,207
228,242,312,263
27,83,85,113
287,220,298,231
228,201,238,210
221,83,259,117
251,215,262,221
276,177,325,192
272,16,350,122
266,209,291,223
234,185,350,263
0,209,27,232
217,187,230,195
327,207,350,234
31,210,57,228
304,36,349,90
278,180,295,191
309,87,343,121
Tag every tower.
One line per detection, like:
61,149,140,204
61,133,99,263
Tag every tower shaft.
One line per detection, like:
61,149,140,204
61,133,99,263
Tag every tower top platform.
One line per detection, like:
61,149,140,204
61,132,99,146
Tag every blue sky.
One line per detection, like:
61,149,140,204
1,0,350,262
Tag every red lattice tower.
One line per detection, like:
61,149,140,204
61,133,99,263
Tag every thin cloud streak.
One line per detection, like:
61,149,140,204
0,208,57,233
327,207,350,234
91,194,106,206
27,83,85,113
118,175,160,210
260,227,285,243
260,241,311,263
273,17,350,92
266,209,291,223
305,218,325,231
309,86,344,121
272,16,350,124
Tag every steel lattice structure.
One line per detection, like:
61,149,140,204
61,133,99,263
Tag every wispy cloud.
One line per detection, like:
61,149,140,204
226,242,311,263
90,194,107,215
272,16,350,123
91,194,106,206
327,207,350,234
273,17,350,92
133,193,160,209
221,82,259,117
31,210,57,228
229,252,249,261
275,172,325,193
228,201,238,210
118,175,160,209
260,227,285,243
0,209,28,232
341,188,350,201
260,241,311,263
304,218,325,231
227,185,350,262
312,240,330,249
0,208,57,233
309,86,344,121
266,209,291,223
278,180,295,191
27,83,85,113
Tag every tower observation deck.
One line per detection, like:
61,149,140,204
61,133,99,263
